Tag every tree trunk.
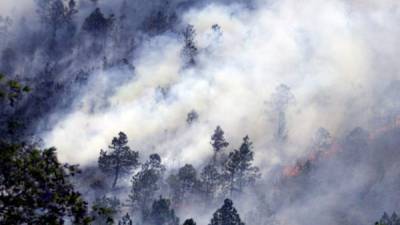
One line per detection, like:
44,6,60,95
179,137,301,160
212,152,217,164
238,170,243,193
230,173,234,197
112,165,120,188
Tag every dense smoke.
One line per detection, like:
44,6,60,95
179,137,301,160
43,0,399,165
1,0,400,225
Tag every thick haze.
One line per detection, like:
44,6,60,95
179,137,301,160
42,0,399,165
2,0,400,225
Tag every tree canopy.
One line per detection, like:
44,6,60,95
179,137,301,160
209,199,245,225
98,131,139,188
0,142,91,224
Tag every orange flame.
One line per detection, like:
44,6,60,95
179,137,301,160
283,115,400,178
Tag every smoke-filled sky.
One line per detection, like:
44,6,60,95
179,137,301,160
2,0,400,225
38,0,400,167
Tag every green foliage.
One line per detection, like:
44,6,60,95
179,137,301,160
211,126,229,153
0,142,91,224
91,196,120,225
168,164,200,205
209,199,245,225
0,73,30,106
22,85,31,92
98,132,140,188
129,154,165,214
200,164,221,200
147,197,179,225
7,79,21,90
224,136,260,194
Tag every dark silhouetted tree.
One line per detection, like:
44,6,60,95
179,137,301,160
391,212,400,225
211,126,229,162
183,218,197,225
36,0,66,30
0,74,30,107
224,136,260,195
178,164,198,193
91,196,120,225
147,197,179,225
0,142,91,224
375,212,400,225
119,213,133,225
129,154,165,215
141,1,177,35
209,199,245,225
0,75,30,139
98,132,139,188
200,164,221,201
82,8,114,37
186,110,199,125
182,25,198,66
35,0,78,52
168,164,199,205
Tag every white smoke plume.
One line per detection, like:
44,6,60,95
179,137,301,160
43,0,398,165
0,0,34,16
37,1,400,224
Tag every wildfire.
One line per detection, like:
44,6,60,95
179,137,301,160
283,115,400,178
283,164,302,177
369,115,400,140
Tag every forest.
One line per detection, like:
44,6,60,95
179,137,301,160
1,0,400,225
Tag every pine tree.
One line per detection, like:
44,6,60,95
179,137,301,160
147,197,179,225
82,8,114,37
91,196,120,225
377,212,400,225
35,0,67,31
35,0,78,53
224,136,260,195
168,164,199,205
200,164,221,200
183,218,197,225
98,132,139,188
182,25,198,66
224,148,241,196
130,154,165,214
0,74,30,107
379,212,390,225
209,199,245,225
211,126,229,162
0,142,91,224
186,110,199,125
391,212,400,225
118,213,133,225
178,164,198,194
